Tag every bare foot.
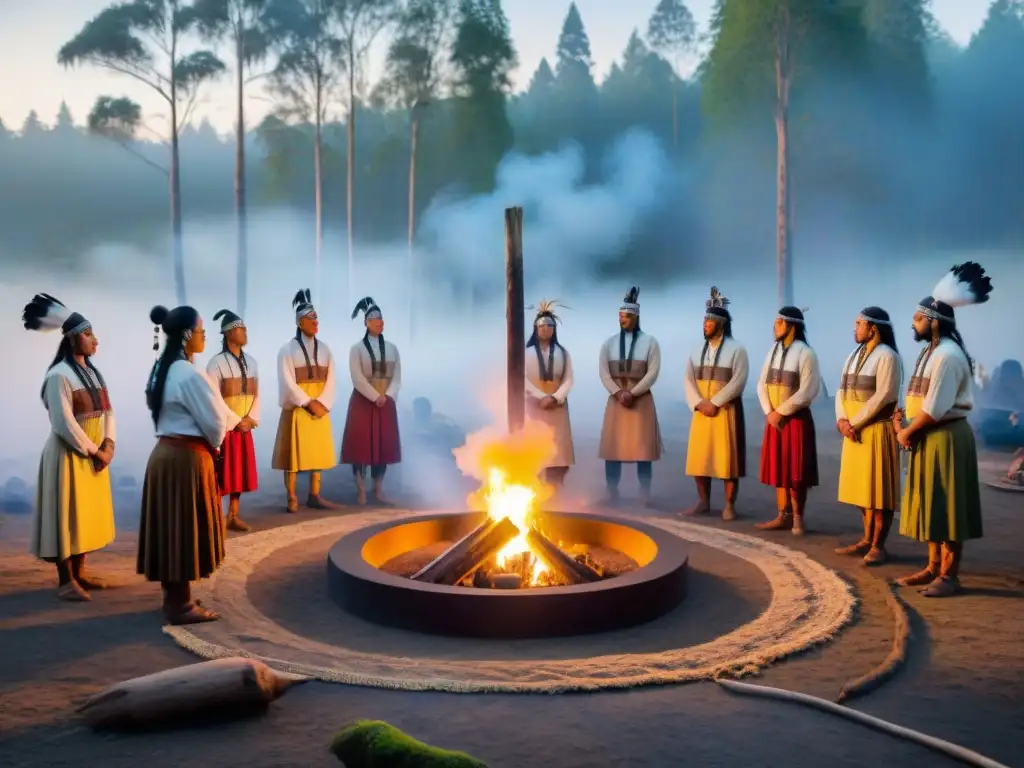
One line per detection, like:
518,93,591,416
227,516,251,532
57,581,91,602
834,541,870,556
721,504,737,521
680,501,710,517
307,495,340,510
921,575,961,597
755,513,793,531
862,547,886,565
77,572,112,590
791,517,806,536
895,567,937,587
285,496,299,514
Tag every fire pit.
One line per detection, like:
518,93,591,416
325,509,689,638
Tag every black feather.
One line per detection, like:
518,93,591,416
951,262,993,303
351,296,376,319
22,293,65,331
623,286,640,304
213,309,228,321
292,289,311,308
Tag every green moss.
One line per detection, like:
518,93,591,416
330,720,488,768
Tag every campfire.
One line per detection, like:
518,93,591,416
410,467,604,589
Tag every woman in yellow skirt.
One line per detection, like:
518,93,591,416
138,305,240,624
834,307,902,565
23,294,116,601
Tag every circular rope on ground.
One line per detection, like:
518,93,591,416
163,511,856,693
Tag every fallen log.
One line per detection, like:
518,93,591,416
76,657,307,729
526,527,602,585
422,516,520,586
411,517,498,582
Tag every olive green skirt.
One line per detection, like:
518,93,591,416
899,417,982,542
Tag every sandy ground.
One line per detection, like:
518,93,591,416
1,403,1023,768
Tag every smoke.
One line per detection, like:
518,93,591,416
419,129,673,292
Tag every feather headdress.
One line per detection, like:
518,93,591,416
531,299,570,325
22,293,91,336
705,286,732,321
619,286,640,314
918,262,992,324
351,296,382,321
293,289,315,322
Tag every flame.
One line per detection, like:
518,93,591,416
456,420,558,586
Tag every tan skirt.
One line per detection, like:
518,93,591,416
598,393,662,462
137,436,225,583
526,397,575,467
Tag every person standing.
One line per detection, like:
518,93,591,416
833,307,902,565
206,309,260,532
895,262,992,597
340,297,402,505
525,300,575,488
271,289,338,512
23,294,116,601
138,305,240,624
755,306,821,535
598,286,663,506
682,287,749,521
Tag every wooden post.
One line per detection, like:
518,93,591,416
505,206,525,434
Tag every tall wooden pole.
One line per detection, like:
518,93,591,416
505,206,525,434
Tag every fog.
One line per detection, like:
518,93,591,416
1,127,1017,498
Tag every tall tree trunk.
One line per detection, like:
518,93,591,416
314,98,323,300
346,60,355,307
234,38,248,317
407,107,420,340
170,85,185,305
775,12,794,308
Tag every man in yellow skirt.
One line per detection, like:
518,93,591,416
833,307,902,564
271,289,339,513
682,287,749,520
894,262,992,598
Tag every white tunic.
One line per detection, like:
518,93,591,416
155,360,240,447
756,340,821,416
526,343,573,402
43,362,117,455
277,334,337,410
683,338,749,409
835,344,901,429
206,350,261,424
349,335,401,401
907,338,973,422
599,332,661,396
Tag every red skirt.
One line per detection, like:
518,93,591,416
759,408,818,489
340,391,402,466
218,429,259,495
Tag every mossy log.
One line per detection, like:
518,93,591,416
330,720,488,767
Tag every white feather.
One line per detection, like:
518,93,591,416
931,269,979,307
33,300,72,331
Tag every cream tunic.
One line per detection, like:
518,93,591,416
155,360,240,446
206,350,261,423
835,345,901,429
905,339,973,422
525,342,575,467
33,361,117,561
349,336,401,400
756,340,821,416
598,330,663,462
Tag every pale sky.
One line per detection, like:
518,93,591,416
0,0,992,134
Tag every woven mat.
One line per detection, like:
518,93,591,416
165,511,856,693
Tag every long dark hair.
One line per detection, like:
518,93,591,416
527,315,564,350
937,316,974,372
861,306,898,353
778,306,807,343
146,305,199,427
40,334,107,410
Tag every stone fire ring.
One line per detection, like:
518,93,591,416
327,511,690,639
163,510,856,694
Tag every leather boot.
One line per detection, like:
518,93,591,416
896,541,940,586
226,496,250,532
922,541,963,597
284,472,298,513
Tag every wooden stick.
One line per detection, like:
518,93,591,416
525,527,602,585
428,516,520,586
505,206,525,434
410,518,498,582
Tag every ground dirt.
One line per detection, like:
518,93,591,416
1,405,1022,768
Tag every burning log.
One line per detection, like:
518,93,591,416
415,516,520,586
411,517,498,582
526,527,603,585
